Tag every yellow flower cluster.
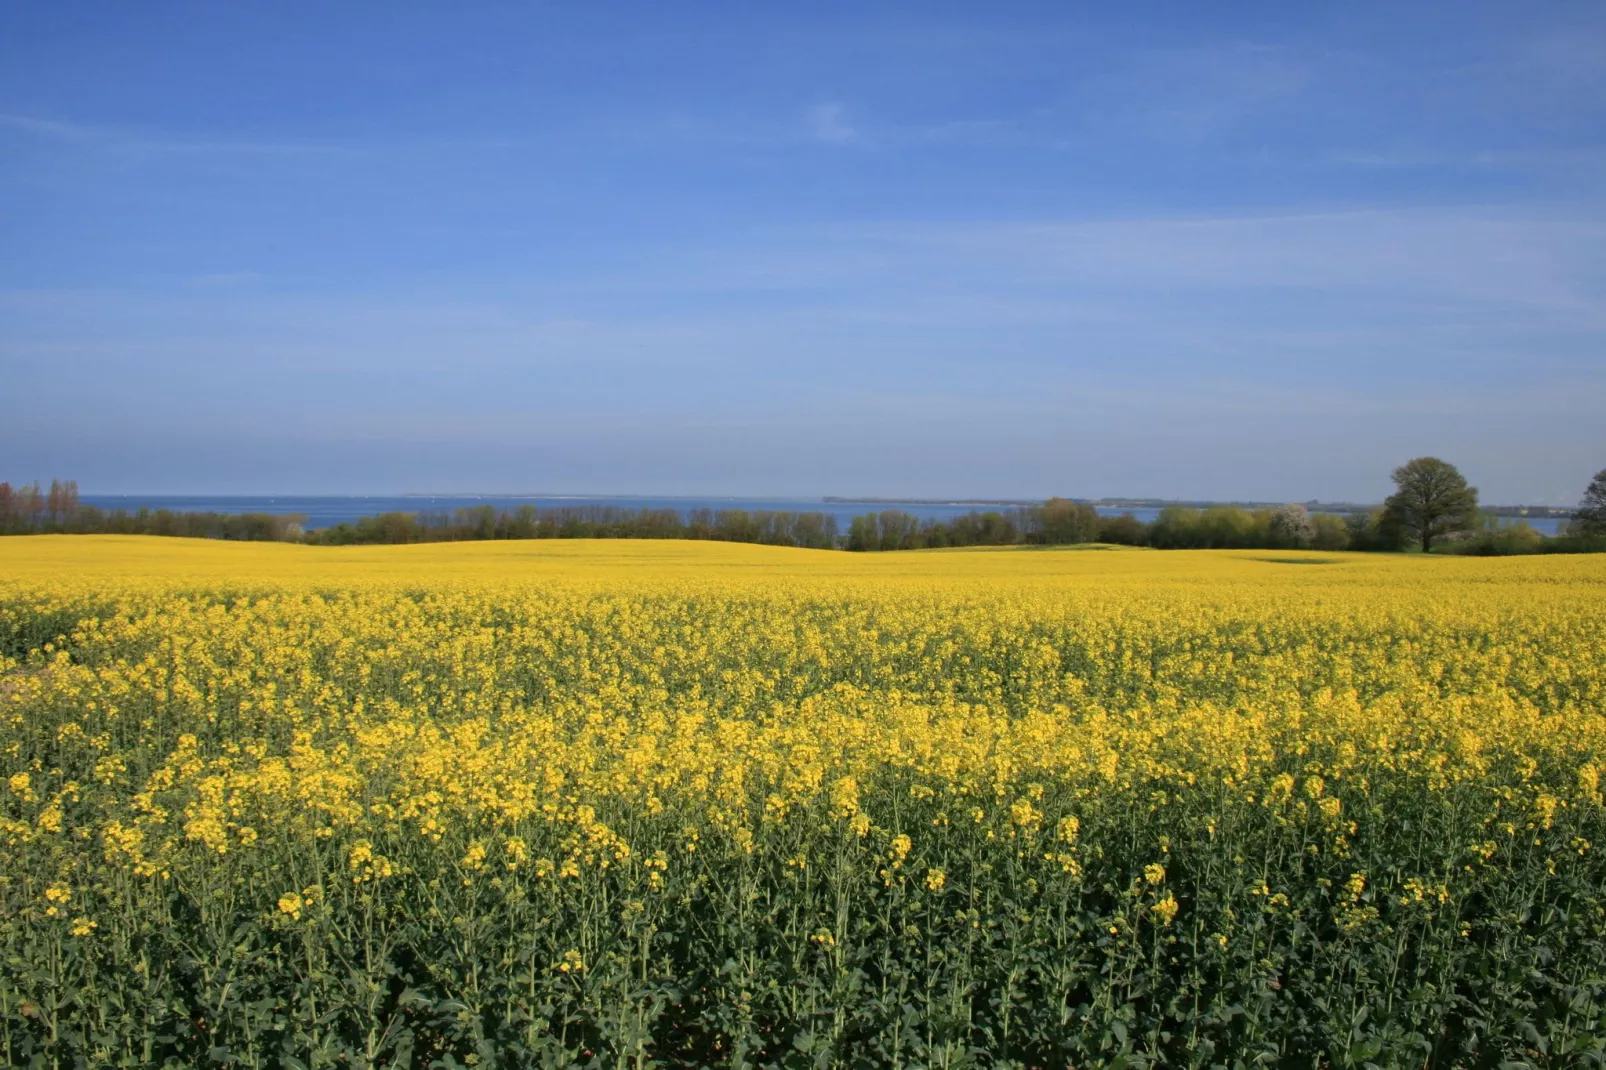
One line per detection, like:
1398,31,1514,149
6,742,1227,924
2,534,1603,992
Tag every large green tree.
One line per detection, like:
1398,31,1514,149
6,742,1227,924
1382,457,1478,552
1572,468,1606,537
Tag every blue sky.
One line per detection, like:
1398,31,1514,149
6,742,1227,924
2,2,1603,503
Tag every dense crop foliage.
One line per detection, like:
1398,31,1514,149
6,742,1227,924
3,537,1606,1068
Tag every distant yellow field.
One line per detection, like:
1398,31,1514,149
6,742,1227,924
5,530,1599,589
4,536,1605,1065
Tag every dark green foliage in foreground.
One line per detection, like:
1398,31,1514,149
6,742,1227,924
6,579,1606,1066
8,778,1605,1068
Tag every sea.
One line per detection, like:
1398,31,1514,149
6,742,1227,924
76,495,1569,536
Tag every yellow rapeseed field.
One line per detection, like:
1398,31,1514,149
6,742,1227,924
3,536,1605,1067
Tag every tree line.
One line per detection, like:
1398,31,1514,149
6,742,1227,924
0,484,844,550
4,463,1604,553
306,504,843,549
0,481,308,541
841,460,1606,554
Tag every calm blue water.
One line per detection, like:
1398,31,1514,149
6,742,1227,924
79,495,1164,531
76,495,1568,536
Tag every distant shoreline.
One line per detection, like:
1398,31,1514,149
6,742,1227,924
77,492,1576,522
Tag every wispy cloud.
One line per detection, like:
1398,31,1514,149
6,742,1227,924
0,113,89,139
801,101,861,146
0,112,354,156
514,207,1604,333
6,201,1601,502
616,100,873,150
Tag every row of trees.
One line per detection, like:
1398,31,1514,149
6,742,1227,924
0,484,844,548
306,505,843,550
0,481,306,541
840,462,1604,554
846,501,1406,553
847,498,1170,551
1375,458,1606,554
5,464,1604,553
0,480,83,532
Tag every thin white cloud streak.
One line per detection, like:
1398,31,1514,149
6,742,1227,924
499,208,1606,334
801,101,860,145
8,198,1605,296
4,206,1602,345
0,112,353,156
614,20,1606,159
888,212,1606,317
617,100,873,150
0,112,520,158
